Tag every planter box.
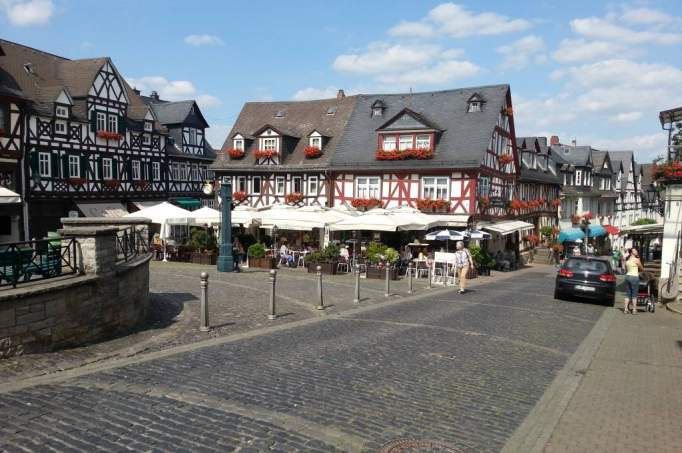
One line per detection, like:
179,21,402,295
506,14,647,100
366,266,399,280
249,257,277,269
466,267,478,279
191,252,216,265
307,262,338,275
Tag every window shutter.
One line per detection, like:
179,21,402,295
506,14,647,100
118,115,126,134
30,151,39,173
61,154,69,179
51,152,60,178
112,158,118,179
89,110,97,132
147,161,152,181
80,155,88,179
97,157,103,180
126,159,133,181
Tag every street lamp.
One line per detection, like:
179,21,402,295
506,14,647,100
272,225,279,255
580,216,591,255
217,182,234,272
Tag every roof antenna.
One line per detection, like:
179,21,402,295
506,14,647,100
408,86,413,107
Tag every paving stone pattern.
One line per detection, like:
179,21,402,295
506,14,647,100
0,266,605,452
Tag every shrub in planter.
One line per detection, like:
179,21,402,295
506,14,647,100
306,244,341,274
248,242,276,269
365,243,400,279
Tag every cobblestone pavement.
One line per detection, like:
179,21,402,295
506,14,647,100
0,265,607,452
541,302,682,453
0,261,524,381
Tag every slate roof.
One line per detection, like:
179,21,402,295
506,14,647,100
212,96,358,171
517,136,561,184
605,150,634,191
0,39,163,129
549,144,592,167
332,84,511,169
639,163,655,187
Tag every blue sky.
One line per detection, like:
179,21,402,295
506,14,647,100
2,0,681,160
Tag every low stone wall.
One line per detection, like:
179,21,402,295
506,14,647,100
0,219,153,359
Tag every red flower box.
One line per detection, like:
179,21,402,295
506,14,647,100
255,149,279,159
499,154,514,165
227,148,245,159
351,198,382,210
416,199,451,212
551,199,561,207
375,148,434,161
96,131,122,140
653,161,682,182
104,179,120,189
67,178,86,186
284,192,304,204
509,199,523,210
134,180,150,189
304,146,322,158
233,191,248,203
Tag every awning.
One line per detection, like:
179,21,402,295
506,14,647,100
588,225,606,237
174,198,201,209
134,201,164,210
481,220,535,236
77,201,127,218
558,228,585,243
620,223,664,235
0,186,21,204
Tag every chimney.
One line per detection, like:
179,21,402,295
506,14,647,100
571,139,577,147
132,87,141,95
550,135,560,145
150,91,160,101
336,89,345,100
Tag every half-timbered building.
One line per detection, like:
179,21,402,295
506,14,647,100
608,150,644,230
515,136,561,229
331,85,520,227
212,91,357,207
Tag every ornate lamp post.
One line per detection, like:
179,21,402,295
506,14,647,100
217,181,234,272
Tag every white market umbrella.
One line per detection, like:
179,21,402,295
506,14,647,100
467,229,491,240
388,206,438,230
0,186,21,204
424,229,467,252
329,209,405,232
259,204,355,231
125,202,192,261
187,206,221,225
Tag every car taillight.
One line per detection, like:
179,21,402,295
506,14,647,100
599,273,616,282
558,268,574,277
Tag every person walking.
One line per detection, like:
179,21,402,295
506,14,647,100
624,248,644,314
454,241,474,294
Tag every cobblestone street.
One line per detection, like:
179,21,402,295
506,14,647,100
0,264,610,452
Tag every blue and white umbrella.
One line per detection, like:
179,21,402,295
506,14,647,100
425,229,468,241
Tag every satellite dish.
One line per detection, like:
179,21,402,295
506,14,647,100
202,181,213,195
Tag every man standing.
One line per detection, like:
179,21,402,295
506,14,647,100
454,241,474,294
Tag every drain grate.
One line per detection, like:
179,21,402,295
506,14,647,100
377,439,464,453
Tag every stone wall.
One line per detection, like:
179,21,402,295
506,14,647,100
0,219,152,359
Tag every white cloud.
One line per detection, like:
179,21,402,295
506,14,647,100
609,112,643,123
126,76,221,109
427,3,531,37
292,86,341,101
588,133,666,162
566,59,682,92
388,21,434,38
620,7,673,25
571,17,682,45
184,34,223,46
551,39,626,63
2,0,53,26
497,35,545,70
334,43,442,75
377,60,479,86
196,94,221,109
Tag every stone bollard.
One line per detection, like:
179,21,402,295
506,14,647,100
200,272,210,331
268,269,277,320
353,265,361,304
408,263,414,295
384,265,391,297
316,265,325,310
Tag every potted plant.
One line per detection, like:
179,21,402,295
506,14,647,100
306,244,340,274
247,242,276,269
365,243,400,279
540,226,554,246
499,154,514,165
188,229,217,265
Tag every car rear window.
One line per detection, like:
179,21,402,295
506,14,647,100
565,259,609,273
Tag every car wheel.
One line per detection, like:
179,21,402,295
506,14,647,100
554,289,563,301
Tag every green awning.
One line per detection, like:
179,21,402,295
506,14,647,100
174,198,201,208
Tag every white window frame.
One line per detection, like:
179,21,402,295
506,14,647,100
237,176,246,192
292,176,302,193
308,176,318,195
102,158,112,180
144,121,153,132
252,176,262,194
38,152,51,177
107,115,117,133
355,176,381,199
55,106,69,118
399,135,413,151
422,177,449,200
172,163,180,181
575,170,582,186
54,121,67,135
382,135,396,151
416,135,431,149
142,133,150,145
96,112,106,132
372,107,383,117
275,176,285,195
152,162,160,181
131,160,140,180
468,101,481,112
261,137,277,151
68,155,80,178
477,176,490,197
191,164,198,181
188,128,197,145
309,136,322,148
233,139,244,150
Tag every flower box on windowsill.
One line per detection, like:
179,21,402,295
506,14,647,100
232,191,248,204
375,148,434,161
498,154,514,165
254,150,279,159
415,199,450,213
227,148,245,159
133,180,151,189
304,146,323,159
351,198,382,211
96,131,122,141
285,192,304,205
104,180,121,189
67,178,86,186
653,161,682,184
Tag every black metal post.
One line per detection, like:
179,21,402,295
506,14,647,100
384,264,391,297
408,262,414,294
353,266,361,304
316,265,324,310
268,269,277,320
200,272,209,331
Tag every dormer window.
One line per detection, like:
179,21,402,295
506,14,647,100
326,106,337,116
55,105,69,118
275,110,285,118
261,137,278,151
233,138,244,150
382,135,396,151
416,135,431,149
371,100,386,117
144,121,153,132
188,128,197,145
468,101,481,113
309,136,321,148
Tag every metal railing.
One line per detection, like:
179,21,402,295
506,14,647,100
0,238,78,288
115,224,151,263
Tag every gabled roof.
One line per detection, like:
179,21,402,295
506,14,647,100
332,84,511,169
252,123,300,138
146,99,209,128
549,144,592,167
213,95,357,170
376,107,442,132
639,163,655,187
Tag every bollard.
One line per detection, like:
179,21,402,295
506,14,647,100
268,269,277,320
200,272,210,331
427,265,432,289
408,263,414,295
316,265,325,310
384,265,391,297
353,265,361,304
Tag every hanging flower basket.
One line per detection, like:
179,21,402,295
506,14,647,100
653,161,682,183
551,199,561,207
232,191,248,203
415,199,450,213
134,180,151,189
375,148,434,161
351,198,382,210
67,178,86,186
304,146,322,159
285,192,304,205
96,131,122,140
254,149,279,159
104,179,121,189
499,154,514,165
227,148,245,159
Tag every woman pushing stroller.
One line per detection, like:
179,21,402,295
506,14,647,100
623,248,644,314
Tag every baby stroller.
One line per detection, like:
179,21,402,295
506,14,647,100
635,275,656,313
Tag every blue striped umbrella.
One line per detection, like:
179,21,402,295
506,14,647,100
587,225,607,237
558,228,586,243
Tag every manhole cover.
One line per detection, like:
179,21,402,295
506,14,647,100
378,439,464,453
